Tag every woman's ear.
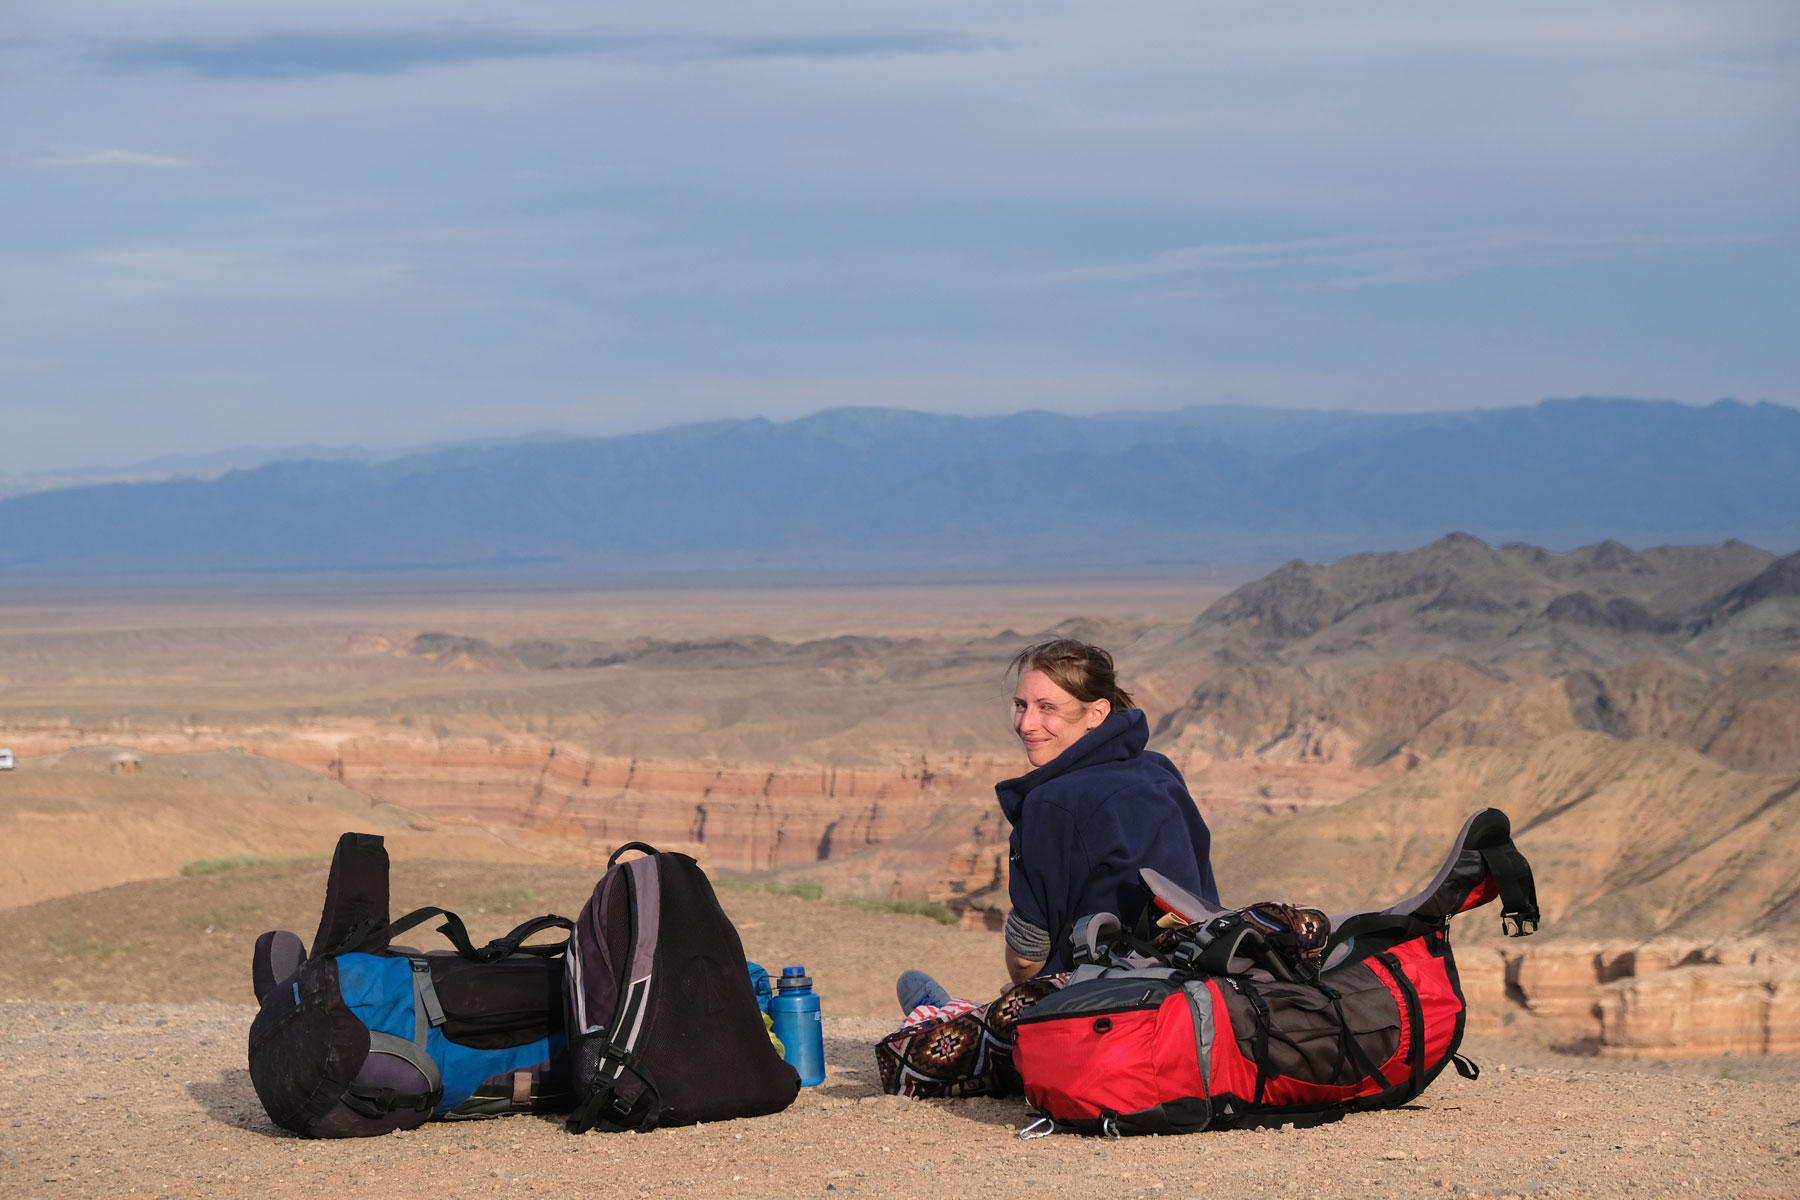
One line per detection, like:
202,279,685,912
1087,698,1111,729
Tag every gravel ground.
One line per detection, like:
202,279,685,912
5,1001,1798,1200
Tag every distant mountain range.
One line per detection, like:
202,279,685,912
2,397,1796,578
0,441,388,502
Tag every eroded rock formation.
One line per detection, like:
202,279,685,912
1460,937,1799,1057
3,725,1012,893
1598,961,1800,1057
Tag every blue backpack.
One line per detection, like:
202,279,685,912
247,833,574,1137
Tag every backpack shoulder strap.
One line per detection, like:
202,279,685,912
333,906,575,960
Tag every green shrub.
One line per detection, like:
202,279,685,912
714,878,956,923
53,936,119,961
179,854,323,877
838,897,961,926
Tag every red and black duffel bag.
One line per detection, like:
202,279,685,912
1011,807,1539,1136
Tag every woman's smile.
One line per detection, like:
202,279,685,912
1012,667,1107,767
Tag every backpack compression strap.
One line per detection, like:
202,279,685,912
340,958,445,1120
566,1043,663,1134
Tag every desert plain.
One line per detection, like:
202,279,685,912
3,542,1799,1198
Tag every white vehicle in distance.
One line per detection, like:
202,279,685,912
0,749,13,770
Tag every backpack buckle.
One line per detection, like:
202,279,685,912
1168,940,1202,972
1502,912,1538,937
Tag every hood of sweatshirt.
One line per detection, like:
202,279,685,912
995,707,1148,827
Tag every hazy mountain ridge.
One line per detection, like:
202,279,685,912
1187,534,1785,655
2,398,1796,577
1138,534,1800,783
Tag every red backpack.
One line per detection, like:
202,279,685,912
1011,807,1538,1136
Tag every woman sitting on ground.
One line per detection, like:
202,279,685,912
899,637,1219,1012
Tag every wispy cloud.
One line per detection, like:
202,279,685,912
77,246,408,300
1055,231,1749,293
93,27,993,80
39,148,194,168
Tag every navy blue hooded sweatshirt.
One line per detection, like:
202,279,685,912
998,708,1218,973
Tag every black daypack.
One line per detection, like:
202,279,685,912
247,833,575,1138
565,842,801,1132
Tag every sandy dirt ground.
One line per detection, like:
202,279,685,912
4,1002,1799,1200
5,876,1799,1200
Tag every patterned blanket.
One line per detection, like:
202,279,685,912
874,975,1066,1099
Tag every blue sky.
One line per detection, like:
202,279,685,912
3,0,1796,474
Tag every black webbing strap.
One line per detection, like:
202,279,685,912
1239,982,1272,1106
337,907,574,961
475,914,575,961
1197,916,1257,977
341,1082,435,1119
1452,1053,1480,1080
320,915,385,959
1318,981,1392,1093
331,905,459,956
1478,842,1540,936
567,1040,661,1134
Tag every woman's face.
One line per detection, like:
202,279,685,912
1012,668,1109,767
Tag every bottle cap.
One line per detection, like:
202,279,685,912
777,965,813,990
782,965,807,976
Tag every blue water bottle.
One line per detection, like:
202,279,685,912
767,965,825,1086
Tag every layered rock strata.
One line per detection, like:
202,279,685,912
3,727,1012,896
1598,962,1800,1057
1460,937,1798,1057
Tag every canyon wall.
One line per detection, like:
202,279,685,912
11,723,1800,1057
1460,936,1799,1057
3,724,1011,899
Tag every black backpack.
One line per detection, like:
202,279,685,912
565,842,801,1132
247,833,575,1137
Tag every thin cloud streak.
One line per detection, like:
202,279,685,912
93,27,995,80
1057,231,1753,292
39,149,194,168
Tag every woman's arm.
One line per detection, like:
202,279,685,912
1005,947,1046,984
1003,908,1052,982
1007,800,1087,979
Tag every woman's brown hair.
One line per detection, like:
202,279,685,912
1009,639,1136,711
